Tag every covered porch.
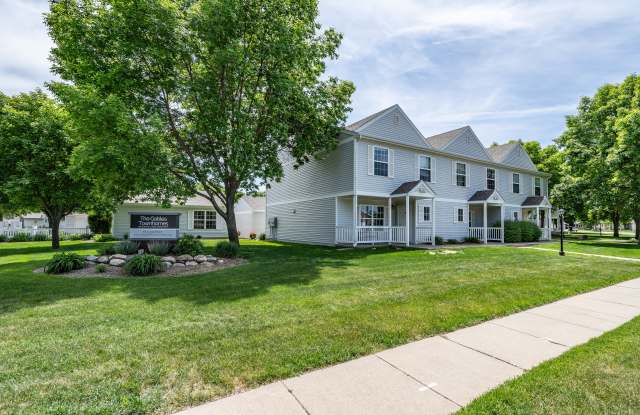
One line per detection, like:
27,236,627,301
335,181,437,246
467,190,505,243
522,196,553,240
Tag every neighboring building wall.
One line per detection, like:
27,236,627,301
266,197,336,245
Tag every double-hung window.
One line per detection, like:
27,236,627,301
455,208,465,223
513,211,519,221
534,177,542,196
419,155,432,182
373,147,389,177
512,173,520,194
359,205,385,227
193,210,216,229
486,168,496,190
455,162,467,187
423,206,431,222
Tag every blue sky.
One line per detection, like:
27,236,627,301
2,1,639,145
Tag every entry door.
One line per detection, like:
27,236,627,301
539,210,545,228
396,205,406,226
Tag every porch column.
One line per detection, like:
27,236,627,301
405,195,410,246
432,198,436,246
387,197,392,245
334,197,338,244
536,207,540,228
500,204,504,243
483,201,488,244
352,194,358,246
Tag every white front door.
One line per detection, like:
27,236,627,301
396,205,405,226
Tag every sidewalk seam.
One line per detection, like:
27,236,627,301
281,381,311,415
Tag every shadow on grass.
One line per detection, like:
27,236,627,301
0,242,404,315
0,242,106,257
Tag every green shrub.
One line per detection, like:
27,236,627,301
97,244,116,256
60,233,91,241
249,232,257,240
259,233,266,241
33,233,50,241
503,220,522,243
114,240,139,255
88,212,112,234
434,236,444,245
95,264,107,273
10,233,32,242
148,241,170,256
520,221,542,242
45,252,85,274
173,235,204,255
463,237,481,244
446,238,459,245
215,241,239,258
94,233,117,242
0,234,7,242
125,254,162,276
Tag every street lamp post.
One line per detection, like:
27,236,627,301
558,209,565,256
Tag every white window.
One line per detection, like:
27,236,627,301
373,147,389,177
359,205,385,227
512,173,520,194
534,177,542,196
454,207,466,223
455,162,467,187
423,206,431,222
513,211,519,221
193,210,216,229
486,168,496,190
419,155,432,182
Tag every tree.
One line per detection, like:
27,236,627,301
521,141,563,199
0,90,93,249
46,0,355,244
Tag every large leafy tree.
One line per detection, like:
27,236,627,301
0,90,93,249
46,0,355,244
521,141,563,198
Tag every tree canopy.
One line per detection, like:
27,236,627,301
46,0,355,244
0,90,93,248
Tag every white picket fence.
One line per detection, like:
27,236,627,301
1,227,91,238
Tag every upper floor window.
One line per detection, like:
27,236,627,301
373,147,389,177
512,173,520,194
419,155,432,182
486,168,496,190
455,162,467,187
193,210,216,229
534,177,542,196
359,205,385,226
423,206,431,222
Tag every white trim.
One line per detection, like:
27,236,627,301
485,167,497,191
453,206,467,224
453,161,469,188
511,172,521,194
370,145,391,178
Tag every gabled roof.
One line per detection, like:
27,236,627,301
424,126,468,149
390,180,436,197
345,105,397,132
345,105,430,149
487,143,518,163
522,196,550,207
488,142,537,171
468,189,504,203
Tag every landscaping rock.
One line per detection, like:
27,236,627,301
217,259,224,264
85,255,98,262
206,255,217,262
161,261,173,271
185,261,198,267
173,262,186,269
97,256,109,264
161,256,176,264
176,254,193,262
194,255,207,263
109,258,126,267
110,254,127,261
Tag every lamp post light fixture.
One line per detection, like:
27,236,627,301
558,208,565,256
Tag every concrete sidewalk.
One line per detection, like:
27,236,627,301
176,278,640,415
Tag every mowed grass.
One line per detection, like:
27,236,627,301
459,316,640,414
545,238,640,259
1,240,639,414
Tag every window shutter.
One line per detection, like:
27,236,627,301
453,207,457,223
451,160,455,185
389,149,395,178
416,154,421,180
509,173,513,193
367,145,374,175
187,210,193,230
466,164,470,187
431,157,436,183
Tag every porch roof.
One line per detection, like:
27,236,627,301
468,189,504,204
522,196,551,207
390,180,436,197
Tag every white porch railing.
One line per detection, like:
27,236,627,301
487,227,502,241
0,227,91,238
357,226,389,243
390,226,406,244
541,228,551,240
335,226,353,244
468,227,502,242
415,227,432,244
335,226,408,244
469,227,484,240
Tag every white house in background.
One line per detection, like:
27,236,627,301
0,212,89,230
266,104,553,246
110,195,266,239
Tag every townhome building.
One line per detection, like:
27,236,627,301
266,105,552,246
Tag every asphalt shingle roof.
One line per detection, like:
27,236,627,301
522,196,545,206
468,190,496,202
390,180,423,195
424,126,469,149
345,105,397,132
487,143,518,163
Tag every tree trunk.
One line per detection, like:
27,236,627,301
224,181,240,245
49,215,61,250
612,212,620,238
635,216,640,244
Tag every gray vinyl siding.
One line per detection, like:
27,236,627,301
441,129,492,161
433,201,469,241
358,108,428,149
267,197,335,245
111,204,227,239
267,139,353,204
501,145,537,170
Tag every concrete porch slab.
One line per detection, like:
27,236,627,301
444,322,567,370
172,382,306,415
492,312,603,347
284,355,460,415
377,336,523,406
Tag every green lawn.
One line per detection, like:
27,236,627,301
1,240,639,414
459,316,640,414
545,238,640,259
